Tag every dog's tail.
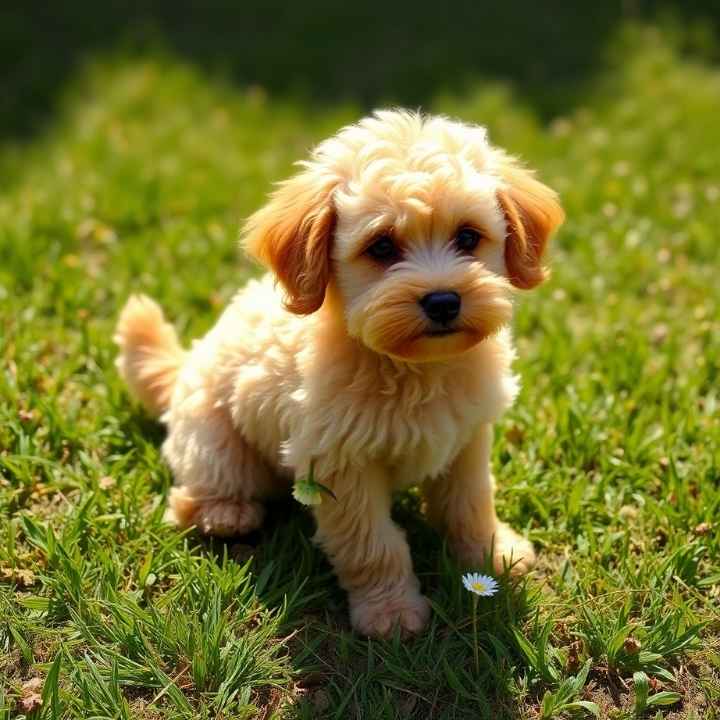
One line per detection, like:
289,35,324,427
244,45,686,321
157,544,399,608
114,295,185,417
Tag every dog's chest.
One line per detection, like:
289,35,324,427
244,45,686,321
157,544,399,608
380,388,479,485
291,354,515,483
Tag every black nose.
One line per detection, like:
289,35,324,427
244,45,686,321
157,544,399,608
419,291,461,324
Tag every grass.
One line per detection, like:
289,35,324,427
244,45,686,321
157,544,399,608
1,18,719,720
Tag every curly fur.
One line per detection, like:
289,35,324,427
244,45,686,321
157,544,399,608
115,109,564,636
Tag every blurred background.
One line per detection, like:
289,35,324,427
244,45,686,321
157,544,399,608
2,1,720,139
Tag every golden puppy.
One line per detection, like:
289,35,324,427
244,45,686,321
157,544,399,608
115,110,563,637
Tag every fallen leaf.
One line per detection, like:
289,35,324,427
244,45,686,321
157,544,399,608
20,677,43,713
1,567,36,587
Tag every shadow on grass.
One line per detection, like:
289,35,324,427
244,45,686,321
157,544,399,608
3,1,720,141
103,398,537,717
194,489,536,718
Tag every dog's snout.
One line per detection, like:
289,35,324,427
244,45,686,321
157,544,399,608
419,291,461,324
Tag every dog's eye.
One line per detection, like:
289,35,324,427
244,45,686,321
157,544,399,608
366,235,399,263
455,227,482,253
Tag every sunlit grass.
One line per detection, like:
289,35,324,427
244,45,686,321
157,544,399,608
1,24,719,720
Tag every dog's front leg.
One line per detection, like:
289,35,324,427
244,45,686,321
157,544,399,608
313,462,430,637
425,424,536,576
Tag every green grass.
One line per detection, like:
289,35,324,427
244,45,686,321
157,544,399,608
1,20,719,720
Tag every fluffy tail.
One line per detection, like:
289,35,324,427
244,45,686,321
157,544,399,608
114,295,185,417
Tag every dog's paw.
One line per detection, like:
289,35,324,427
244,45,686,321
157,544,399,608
491,522,536,576
349,584,430,638
165,487,265,537
454,522,536,577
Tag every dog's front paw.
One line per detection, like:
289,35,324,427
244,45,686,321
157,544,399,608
349,583,430,638
491,522,536,576
454,522,536,577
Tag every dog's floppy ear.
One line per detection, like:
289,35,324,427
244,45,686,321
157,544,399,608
243,165,338,314
496,159,564,290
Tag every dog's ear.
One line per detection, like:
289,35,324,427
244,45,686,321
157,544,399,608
496,159,564,290
243,165,338,314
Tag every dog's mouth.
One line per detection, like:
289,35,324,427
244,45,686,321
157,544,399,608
390,326,483,362
423,328,459,337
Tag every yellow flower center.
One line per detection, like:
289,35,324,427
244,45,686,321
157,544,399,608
471,581,487,593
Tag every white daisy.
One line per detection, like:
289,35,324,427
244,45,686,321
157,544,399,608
462,572,499,597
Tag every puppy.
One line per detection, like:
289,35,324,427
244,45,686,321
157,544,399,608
115,110,563,637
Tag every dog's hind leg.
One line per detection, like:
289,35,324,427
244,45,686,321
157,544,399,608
162,401,276,537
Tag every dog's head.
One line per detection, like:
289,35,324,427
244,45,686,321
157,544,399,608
243,110,564,362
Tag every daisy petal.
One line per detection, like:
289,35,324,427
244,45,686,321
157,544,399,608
462,572,499,597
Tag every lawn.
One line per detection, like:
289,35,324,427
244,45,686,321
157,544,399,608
1,15,719,720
